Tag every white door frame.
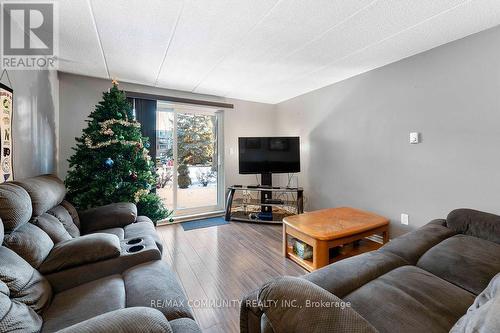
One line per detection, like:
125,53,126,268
157,101,224,217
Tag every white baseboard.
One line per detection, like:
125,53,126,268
158,210,225,225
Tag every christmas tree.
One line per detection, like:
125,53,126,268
65,81,170,223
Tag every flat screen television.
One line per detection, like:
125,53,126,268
238,137,300,174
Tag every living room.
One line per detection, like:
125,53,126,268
0,1,499,332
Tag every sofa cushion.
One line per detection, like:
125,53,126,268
0,281,43,333
96,227,125,239
0,246,52,313
32,213,72,243
39,233,121,274
304,251,407,298
379,221,456,264
124,220,155,238
80,202,137,233
123,261,193,321
60,200,81,230
54,307,174,333
47,205,80,237
42,275,126,332
0,183,32,232
447,208,500,244
14,174,66,217
3,223,54,268
451,273,500,332
417,234,500,295
345,266,475,333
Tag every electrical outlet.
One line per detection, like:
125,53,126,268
401,213,409,225
409,132,420,144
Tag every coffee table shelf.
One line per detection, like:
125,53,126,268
286,245,315,271
285,239,383,272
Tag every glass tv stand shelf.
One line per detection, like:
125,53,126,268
225,185,304,224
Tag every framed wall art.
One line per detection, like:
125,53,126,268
0,82,13,182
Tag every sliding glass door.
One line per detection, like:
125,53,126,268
155,101,224,217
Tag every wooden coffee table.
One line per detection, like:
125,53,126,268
283,207,390,271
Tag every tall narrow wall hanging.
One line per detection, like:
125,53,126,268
0,69,13,182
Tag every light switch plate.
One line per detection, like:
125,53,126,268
401,213,409,225
409,132,420,144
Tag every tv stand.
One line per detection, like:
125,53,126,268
225,185,304,224
260,173,273,214
261,173,272,187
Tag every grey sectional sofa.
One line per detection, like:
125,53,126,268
241,209,500,333
0,174,201,332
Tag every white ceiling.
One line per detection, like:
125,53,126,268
58,0,500,104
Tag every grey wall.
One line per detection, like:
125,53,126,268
2,70,59,179
58,72,276,189
275,25,500,237
224,98,276,187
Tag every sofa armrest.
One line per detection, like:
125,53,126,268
241,289,265,333
427,218,447,227
39,233,121,274
447,208,500,244
256,276,378,333
55,307,172,333
79,202,137,233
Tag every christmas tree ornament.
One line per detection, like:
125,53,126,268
103,157,114,169
101,119,140,129
144,142,150,149
84,137,92,147
134,188,150,202
130,172,138,181
102,128,114,136
86,139,141,149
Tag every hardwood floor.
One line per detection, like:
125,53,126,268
156,221,306,332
